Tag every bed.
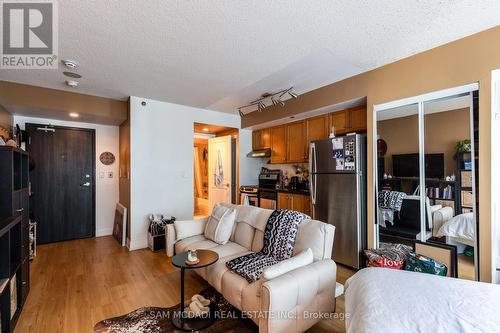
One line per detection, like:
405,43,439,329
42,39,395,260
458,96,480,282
345,268,500,333
436,212,475,250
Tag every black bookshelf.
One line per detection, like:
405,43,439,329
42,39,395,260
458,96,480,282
0,147,30,333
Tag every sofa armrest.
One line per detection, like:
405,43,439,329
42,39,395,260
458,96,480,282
260,259,337,333
165,217,209,257
432,206,454,237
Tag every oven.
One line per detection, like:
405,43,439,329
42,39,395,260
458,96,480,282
240,186,259,206
259,189,277,210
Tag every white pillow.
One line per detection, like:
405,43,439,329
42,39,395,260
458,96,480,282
204,204,236,244
263,248,314,280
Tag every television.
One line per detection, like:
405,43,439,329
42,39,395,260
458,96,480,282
392,153,444,179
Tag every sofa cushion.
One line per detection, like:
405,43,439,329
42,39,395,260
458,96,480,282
221,271,249,310
174,218,207,241
294,219,335,261
232,222,255,250
205,248,252,292
205,204,236,245
242,279,263,323
175,235,218,254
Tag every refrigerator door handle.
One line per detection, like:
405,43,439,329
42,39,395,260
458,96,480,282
310,142,317,205
309,142,316,173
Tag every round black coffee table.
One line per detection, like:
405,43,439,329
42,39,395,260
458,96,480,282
171,249,219,331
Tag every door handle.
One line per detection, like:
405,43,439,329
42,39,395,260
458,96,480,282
81,182,91,187
16,208,24,212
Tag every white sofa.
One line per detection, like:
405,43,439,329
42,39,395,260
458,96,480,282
165,203,337,333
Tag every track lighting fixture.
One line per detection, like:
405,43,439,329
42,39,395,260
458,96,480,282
237,87,299,117
258,101,266,112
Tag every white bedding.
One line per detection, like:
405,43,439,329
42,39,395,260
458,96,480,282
345,268,500,333
436,212,475,241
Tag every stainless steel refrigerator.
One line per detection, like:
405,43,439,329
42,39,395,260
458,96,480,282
309,134,366,269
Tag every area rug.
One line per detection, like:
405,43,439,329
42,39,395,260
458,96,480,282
94,287,258,333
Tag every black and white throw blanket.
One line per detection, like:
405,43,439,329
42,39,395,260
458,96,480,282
226,209,309,283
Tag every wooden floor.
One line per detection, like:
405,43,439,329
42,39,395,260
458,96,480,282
15,236,355,333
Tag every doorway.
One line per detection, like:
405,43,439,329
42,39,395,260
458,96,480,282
26,123,95,244
193,123,238,217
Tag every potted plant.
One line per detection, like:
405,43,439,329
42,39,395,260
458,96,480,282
455,139,471,154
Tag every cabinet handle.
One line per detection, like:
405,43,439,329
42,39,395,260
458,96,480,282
16,208,24,212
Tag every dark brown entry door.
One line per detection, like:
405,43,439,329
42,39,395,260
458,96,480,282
26,124,95,244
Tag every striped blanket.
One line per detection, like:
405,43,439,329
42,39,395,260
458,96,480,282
225,209,309,283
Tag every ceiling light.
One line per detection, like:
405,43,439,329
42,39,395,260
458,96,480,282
63,71,82,79
258,102,266,112
69,112,79,118
202,128,209,132
237,87,298,116
62,59,79,70
66,80,79,88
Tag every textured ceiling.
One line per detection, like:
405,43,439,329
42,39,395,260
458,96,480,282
1,1,500,115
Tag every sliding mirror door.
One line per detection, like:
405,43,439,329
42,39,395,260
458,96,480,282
376,103,422,248
374,85,479,280
424,93,478,280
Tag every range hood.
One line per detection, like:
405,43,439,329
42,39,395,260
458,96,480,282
246,148,271,158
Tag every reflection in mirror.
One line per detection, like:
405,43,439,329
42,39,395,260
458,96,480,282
424,93,477,280
376,103,422,251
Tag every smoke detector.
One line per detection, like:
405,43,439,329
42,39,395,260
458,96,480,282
62,59,79,70
66,80,79,88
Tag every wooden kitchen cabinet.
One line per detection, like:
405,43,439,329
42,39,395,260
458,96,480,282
329,107,367,135
252,128,270,149
278,192,311,215
286,121,307,163
305,115,329,159
329,110,349,134
270,125,287,163
262,106,366,164
349,106,367,132
278,192,292,210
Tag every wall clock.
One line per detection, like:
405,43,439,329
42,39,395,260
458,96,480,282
100,152,115,165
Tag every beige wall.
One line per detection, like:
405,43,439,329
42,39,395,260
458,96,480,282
379,108,470,176
242,25,500,281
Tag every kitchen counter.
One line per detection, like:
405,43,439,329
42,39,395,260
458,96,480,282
258,187,310,196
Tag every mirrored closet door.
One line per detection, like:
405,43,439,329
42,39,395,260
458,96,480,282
375,85,479,280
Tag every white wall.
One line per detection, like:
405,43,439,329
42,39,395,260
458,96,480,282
129,96,262,250
14,116,120,237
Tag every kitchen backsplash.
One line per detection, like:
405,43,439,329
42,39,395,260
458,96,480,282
263,163,309,179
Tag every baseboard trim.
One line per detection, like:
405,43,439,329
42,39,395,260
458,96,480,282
96,228,113,237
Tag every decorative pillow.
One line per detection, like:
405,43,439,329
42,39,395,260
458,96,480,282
263,248,313,280
364,243,412,270
204,204,236,245
404,252,448,276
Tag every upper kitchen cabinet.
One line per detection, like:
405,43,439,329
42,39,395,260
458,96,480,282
348,106,367,132
252,128,270,149
254,106,366,164
329,106,367,135
329,109,349,134
270,125,287,163
305,115,329,158
286,121,307,163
